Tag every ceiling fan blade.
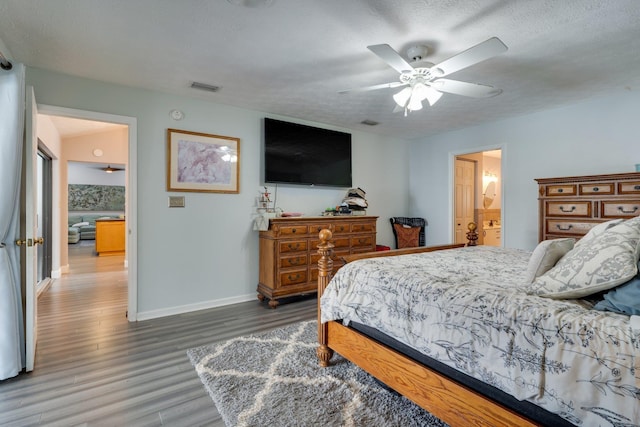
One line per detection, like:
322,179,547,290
339,81,406,94
367,44,414,74
431,79,502,98
431,37,507,77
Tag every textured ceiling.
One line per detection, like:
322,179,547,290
1,0,640,139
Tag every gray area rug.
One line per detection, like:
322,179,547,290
187,320,447,427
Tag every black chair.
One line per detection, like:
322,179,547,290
390,217,427,249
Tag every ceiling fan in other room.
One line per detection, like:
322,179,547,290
96,165,125,173
340,37,508,116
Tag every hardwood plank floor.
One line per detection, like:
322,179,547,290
0,241,317,426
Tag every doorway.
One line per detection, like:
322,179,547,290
453,149,503,246
36,105,138,321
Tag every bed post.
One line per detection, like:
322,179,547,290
316,229,335,367
466,222,478,246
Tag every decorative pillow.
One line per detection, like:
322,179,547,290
575,218,623,248
72,221,90,227
527,216,640,299
393,224,420,249
524,238,575,283
593,262,640,315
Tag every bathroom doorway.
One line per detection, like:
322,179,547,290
453,149,503,246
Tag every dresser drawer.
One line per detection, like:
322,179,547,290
351,235,375,248
579,182,614,195
332,223,350,234
546,220,596,236
308,223,332,235
280,254,307,268
351,223,375,233
279,240,307,253
601,200,640,218
618,181,640,194
545,201,591,217
276,225,308,236
280,269,307,286
545,184,576,196
310,237,349,250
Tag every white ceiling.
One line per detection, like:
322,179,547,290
2,0,640,139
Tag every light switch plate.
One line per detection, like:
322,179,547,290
168,196,185,208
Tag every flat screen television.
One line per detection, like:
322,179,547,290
264,118,352,187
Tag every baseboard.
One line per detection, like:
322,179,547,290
60,264,69,274
136,293,256,321
51,268,62,279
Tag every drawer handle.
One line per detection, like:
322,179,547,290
287,243,300,250
292,229,296,233
635,185,640,190
557,188,564,193
287,273,301,281
556,224,573,231
358,238,368,244
618,206,639,214
289,258,301,266
592,187,599,192
559,206,576,213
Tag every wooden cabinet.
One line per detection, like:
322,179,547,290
95,219,125,256
536,172,640,242
258,216,377,308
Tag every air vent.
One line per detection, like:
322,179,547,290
360,119,379,126
190,82,221,92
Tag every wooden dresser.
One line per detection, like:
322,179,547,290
536,172,640,242
258,215,377,308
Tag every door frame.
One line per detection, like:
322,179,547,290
38,104,139,321
449,145,506,244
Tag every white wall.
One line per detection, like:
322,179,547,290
410,89,640,250
26,67,409,317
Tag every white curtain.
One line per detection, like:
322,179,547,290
0,63,25,380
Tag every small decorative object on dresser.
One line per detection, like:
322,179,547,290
535,172,640,242
258,216,377,308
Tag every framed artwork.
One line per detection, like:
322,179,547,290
167,128,240,193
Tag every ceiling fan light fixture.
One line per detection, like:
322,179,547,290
393,86,412,107
407,93,423,111
423,86,443,106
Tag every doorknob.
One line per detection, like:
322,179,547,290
16,238,33,247
34,237,44,245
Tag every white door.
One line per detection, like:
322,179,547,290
22,86,39,371
454,158,476,244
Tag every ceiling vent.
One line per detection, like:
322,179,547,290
360,119,379,126
190,82,221,92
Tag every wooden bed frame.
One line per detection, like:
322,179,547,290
316,223,542,427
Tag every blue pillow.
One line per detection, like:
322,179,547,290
593,262,640,315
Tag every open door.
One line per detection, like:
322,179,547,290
20,86,40,371
454,158,476,244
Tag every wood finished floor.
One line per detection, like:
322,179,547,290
0,241,317,426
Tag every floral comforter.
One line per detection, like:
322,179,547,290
320,246,639,426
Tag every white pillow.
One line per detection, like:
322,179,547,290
575,218,623,248
71,221,90,227
527,216,640,299
524,238,575,283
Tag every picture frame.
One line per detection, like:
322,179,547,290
167,128,240,193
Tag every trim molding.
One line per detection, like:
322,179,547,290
136,293,256,321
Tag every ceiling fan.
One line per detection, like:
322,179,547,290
340,37,508,115
97,165,125,173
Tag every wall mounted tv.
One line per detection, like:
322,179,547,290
264,118,352,187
